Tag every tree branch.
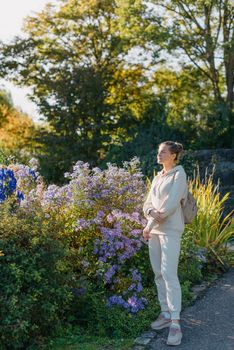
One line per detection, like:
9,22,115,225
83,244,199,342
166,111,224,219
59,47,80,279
181,45,213,81
213,0,223,49
178,1,204,33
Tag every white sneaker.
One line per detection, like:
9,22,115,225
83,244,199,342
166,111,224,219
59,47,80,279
151,313,171,330
167,324,183,346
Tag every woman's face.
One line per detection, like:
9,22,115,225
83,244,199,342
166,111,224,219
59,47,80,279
157,144,176,165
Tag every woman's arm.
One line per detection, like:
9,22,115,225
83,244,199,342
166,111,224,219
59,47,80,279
159,171,187,219
142,178,156,218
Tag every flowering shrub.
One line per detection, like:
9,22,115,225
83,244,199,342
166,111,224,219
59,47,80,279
0,157,157,345
0,157,150,317
57,158,148,313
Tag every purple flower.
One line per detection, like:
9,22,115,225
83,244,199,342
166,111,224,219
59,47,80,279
131,269,142,282
75,218,90,230
0,167,17,202
106,214,114,223
137,282,143,293
17,190,24,202
107,294,147,314
104,265,118,283
71,287,86,296
128,283,136,291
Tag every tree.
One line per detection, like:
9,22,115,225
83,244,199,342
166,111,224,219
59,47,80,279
0,89,13,108
0,89,37,161
150,0,234,108
152,66,228,146
0,0,164,182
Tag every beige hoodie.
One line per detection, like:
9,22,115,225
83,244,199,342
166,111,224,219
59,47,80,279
143,165,188,235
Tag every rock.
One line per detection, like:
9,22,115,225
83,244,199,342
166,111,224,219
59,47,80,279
134,336,153,346
140,331,156,339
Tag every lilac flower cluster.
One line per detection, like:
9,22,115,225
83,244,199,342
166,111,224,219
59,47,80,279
106,268,147,314
127,269,143,293
9,163,39,197
65,158,147,213
106,294,147,314
94,224,143,268
10,164,38,182
63,158,148,313
106,268,146,313
74,210,105,231
0,159,44,209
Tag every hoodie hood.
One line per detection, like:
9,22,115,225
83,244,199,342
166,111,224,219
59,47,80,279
158,165,184,176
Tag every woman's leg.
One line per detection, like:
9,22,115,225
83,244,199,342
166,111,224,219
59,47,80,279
158,234,182,320
148,234,169,313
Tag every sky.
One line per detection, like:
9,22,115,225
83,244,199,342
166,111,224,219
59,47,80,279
0,0,56,122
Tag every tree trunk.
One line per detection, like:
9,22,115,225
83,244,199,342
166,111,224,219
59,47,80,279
204,4,222,102
223,0,234,109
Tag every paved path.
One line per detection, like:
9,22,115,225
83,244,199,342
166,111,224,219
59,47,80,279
148,268,234,350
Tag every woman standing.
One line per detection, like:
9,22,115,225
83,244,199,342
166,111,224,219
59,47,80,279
143,141,187,346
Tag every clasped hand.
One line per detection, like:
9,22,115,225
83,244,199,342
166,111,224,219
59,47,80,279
150,209,163,222
143,227,151,240
143,210,163,240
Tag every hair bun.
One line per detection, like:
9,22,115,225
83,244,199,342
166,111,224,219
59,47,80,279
175,142,183,153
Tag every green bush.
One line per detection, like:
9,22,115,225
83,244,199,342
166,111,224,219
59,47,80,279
0,200,74,349
70,278,161,339
179,228,203,285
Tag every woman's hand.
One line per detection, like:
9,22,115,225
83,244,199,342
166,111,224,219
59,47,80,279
150,210,163,222
143,227,151,240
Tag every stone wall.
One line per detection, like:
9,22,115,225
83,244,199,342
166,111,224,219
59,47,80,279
190,149,234,215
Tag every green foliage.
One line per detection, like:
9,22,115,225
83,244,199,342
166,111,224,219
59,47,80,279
99,103,171,176
189,173,234,270
68,279,161,340
100,97,197,180
0,89,13,108
180,281,193,308
0,200,74,349
196,102,234,148
34,126,82,184
50,334,133,350
179,228,203,285
0,148,15,165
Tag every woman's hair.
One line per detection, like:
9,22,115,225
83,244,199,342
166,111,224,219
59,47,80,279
159,141,184,161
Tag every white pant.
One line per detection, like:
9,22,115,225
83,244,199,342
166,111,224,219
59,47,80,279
148,233,182,320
